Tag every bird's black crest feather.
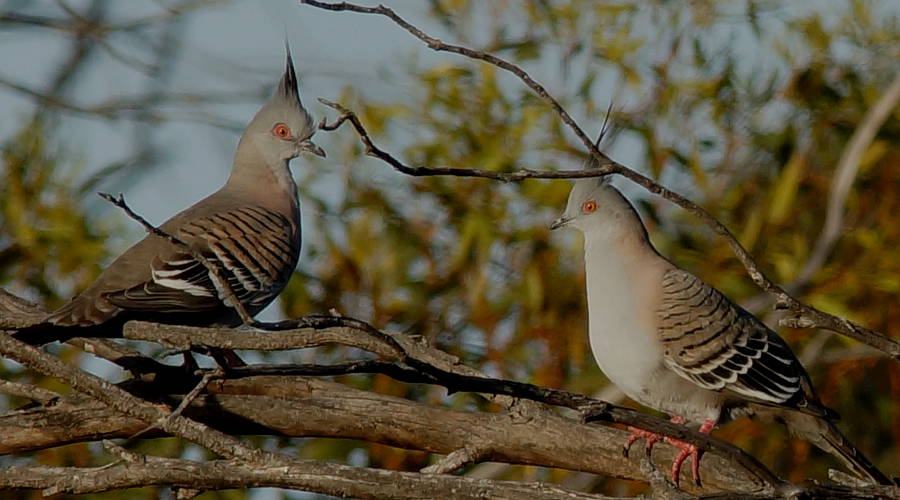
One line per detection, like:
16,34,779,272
279,42,300,102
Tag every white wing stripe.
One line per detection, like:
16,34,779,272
152,276,214,297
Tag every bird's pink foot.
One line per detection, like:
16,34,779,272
664,418,715,487
623,426,662,457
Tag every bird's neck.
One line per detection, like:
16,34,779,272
584,216,658,258
582,226,669,326
228,150,300,217
583,230,658,283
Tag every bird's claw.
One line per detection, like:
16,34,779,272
664,417,715,487
623,426,662,458
624,418,714,488
666,437,703,487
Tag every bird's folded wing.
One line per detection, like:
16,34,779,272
104,206,299,313
656,268,803,405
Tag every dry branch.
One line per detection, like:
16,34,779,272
0,332,267,463
3,296,900,497
116,317,808,490
0,376,759,491
0,295,783,492
0,454,619,500
0,331,612,499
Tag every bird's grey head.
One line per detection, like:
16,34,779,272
238,45,325,164
550,176,645,238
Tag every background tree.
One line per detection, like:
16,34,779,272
0,1,898,498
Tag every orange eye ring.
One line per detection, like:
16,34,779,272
272,123,292,140
581,200,598,214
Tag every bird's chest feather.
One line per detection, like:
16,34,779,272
583,238,665,398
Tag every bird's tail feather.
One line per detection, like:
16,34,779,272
780,410,893,485
10,323,109,345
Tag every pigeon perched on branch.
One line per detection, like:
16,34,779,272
16,46,324,346
552,176,890,486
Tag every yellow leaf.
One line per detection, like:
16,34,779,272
858,139,888,174
739,204,764,252
769,151,806,225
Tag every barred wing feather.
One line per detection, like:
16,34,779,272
103,206,299,314
657,269,802,406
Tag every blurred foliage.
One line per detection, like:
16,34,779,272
0,120,109,305
2,0,899,498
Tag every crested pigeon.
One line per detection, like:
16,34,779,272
551,176,891,486
16,47,324,345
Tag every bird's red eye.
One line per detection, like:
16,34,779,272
582,200,598,214
273,123,292,139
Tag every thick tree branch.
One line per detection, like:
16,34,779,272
107,319,785,490
0,332,621,499
0,332,267,463
0,376,760,492
303,1,900,360
3,332,897,498
2,299,779,491
0,446,617,500
2,296,898,496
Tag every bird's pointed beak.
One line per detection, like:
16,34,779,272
550,216,572,230
301,139,326,158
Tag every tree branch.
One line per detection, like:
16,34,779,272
3,296,898,496
0,332,269,462
318,98,613,181
0,379,58,404
108,318,785,490
0,375,760,491
0,441,620,500
0,331,626,499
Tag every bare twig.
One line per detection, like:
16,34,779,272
102,440,143,463
301,1,615,169
318,98,612,181
129,367,224,440
0,379,58,404
303,1,900,360
317,98,900,359
421,445,491,475
121,318,404,360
